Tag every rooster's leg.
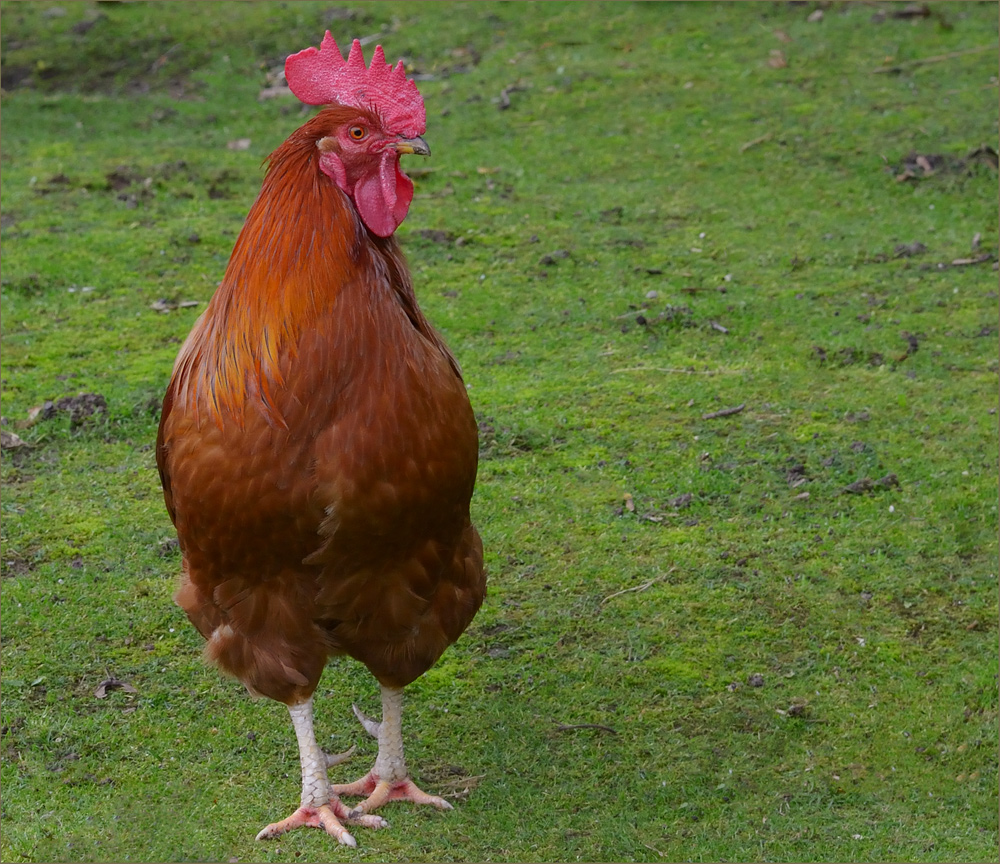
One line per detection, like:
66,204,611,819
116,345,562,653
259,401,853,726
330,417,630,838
331,684,453,815
256,698,388,845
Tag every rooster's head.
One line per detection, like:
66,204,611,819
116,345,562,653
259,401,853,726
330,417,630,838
286,33,429,238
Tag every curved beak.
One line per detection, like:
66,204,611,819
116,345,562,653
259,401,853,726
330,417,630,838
394,135,431,157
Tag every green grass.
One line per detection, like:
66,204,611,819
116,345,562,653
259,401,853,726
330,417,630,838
2,1,997,861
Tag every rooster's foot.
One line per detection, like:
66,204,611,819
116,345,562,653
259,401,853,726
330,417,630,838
255,800,387,846
332,771,454,816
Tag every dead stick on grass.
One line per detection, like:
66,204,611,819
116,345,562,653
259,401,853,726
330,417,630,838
951,254,994,267
552,722,619,735
873,43,996,74
440,774,487,793
740,132,772,153
702,403,746,419
601,569,674,606
610,366,737,375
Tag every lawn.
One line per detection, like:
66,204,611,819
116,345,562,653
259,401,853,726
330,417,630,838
1,2,997,862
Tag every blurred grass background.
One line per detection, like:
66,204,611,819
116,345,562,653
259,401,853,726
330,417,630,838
1,2,997,861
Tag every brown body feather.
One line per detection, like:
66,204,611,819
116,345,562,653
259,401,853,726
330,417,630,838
157,107,485,706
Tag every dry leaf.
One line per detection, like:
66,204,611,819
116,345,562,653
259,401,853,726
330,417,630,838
768,50,788,69
0,430,26,450
227,138,252,151
27,402,56,425
773,29,793,43
807,9,824,22
623,493,636,513
94,677,138,699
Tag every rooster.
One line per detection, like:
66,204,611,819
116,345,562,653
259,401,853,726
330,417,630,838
156,33,485,847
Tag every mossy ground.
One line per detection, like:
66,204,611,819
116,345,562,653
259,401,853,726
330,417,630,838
2,2,997,862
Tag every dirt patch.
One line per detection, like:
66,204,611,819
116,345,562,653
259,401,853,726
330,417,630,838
812,346,885,368
1,555,38,580
891,147,998,183
1,274,46,296
416,229,457,245
842,473,900,495
31,393,108,430
2,21,203,97
476,416,549,459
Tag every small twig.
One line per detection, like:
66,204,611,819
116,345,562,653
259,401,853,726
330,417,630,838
438,774,487,794
610,366,737,375
951,254,993,267
600,569,674,606
702,403,746,420
149,44,180,73
873,43,996,74
709,320,729,334
643,842,667,858
497,84,528,110
739,131,772,153
552,721,619,735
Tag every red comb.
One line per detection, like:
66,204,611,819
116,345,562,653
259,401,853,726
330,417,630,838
285,32,426,138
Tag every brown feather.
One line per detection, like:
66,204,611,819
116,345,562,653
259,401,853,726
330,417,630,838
157,105,485,705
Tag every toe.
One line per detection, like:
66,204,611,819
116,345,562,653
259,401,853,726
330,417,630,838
329,797,389,830
255,804,358,846
348,779,393,815
341,775,455,815
318,805,358,846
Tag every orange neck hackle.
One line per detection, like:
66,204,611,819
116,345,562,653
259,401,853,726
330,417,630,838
172,109,372,429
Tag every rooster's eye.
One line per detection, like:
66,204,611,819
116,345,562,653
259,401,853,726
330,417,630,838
349,126,367,141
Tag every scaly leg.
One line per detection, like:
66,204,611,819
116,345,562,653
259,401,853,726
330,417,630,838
256,698,387,845
332,684,453,815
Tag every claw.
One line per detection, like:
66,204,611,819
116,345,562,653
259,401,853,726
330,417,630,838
324,743,357,768
351,703,381,738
